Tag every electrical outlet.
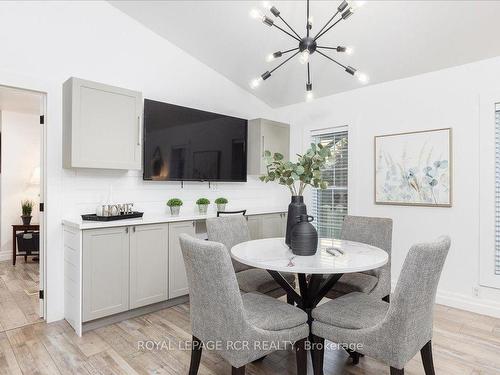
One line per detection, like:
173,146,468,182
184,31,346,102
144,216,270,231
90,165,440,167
473,287,480,297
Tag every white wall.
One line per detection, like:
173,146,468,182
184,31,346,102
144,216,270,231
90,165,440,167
0,1,287,322
274,56,500,318
0,111,40,261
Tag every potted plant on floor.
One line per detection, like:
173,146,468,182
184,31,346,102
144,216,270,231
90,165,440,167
196,198,210,215
215,197,228,212
260,140,345,251
167,198,183,216
21,200,34,225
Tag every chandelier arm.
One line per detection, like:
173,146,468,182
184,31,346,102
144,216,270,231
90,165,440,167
307,62,311,84
314,17,343,41
313,10,340,40
317,46,342,51
272,24,301,42
277,15,301,39
316,50,347,69
282,47,300,55
270,51,300,74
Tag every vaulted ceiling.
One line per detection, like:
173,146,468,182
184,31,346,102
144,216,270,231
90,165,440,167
110,1,500,108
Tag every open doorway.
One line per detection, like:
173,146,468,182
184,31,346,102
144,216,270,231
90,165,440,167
0,85,45,331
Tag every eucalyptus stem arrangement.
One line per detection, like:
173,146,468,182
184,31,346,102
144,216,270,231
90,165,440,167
259,142,333,196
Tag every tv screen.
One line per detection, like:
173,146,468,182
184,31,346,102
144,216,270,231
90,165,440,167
143,99,247,181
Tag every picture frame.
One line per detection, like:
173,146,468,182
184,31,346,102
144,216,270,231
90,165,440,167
374,128,452,207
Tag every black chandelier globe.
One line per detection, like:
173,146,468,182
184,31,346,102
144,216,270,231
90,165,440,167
249,0,369,102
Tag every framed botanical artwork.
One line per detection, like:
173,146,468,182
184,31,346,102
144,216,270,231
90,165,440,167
374,128,452,207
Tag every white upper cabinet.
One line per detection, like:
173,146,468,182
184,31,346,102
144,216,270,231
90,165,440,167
247,118,290,175
63,77,143,170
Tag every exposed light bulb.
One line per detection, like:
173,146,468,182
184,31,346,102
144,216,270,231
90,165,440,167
307,16,314,28
262,1,272,10
355,71,369,84
306,91,314,102
250,77,262,89
352,1,367,10
250,9,263,19
266,53,275,62
299,50,310,65
345,46,354,55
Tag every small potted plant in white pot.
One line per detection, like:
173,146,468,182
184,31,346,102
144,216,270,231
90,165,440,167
196,198,210,215
215,197,228,212
21,200,34,225
167,198,183,216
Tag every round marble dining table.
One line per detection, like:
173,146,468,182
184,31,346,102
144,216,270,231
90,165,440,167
231,237,388,325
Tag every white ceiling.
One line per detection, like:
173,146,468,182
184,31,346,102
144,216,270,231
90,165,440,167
0,86,41,114
110,1,500,108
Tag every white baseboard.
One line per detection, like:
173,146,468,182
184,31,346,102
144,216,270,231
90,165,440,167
435,289,500,319
391,281,500,319
0,251,11,262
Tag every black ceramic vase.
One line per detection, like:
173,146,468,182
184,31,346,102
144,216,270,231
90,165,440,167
290,214,318,256
285,196,307,247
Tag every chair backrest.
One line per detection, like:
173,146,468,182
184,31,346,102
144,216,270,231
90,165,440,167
383,236,451,362
179,234,247,343
217,209,247,217
340,215,393,277
206,215,252,272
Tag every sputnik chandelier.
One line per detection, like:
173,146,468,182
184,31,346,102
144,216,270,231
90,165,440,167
249,0,368,101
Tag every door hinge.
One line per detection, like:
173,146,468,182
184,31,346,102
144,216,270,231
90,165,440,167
39,290,44,299
40,115,45,125
39,203,44,212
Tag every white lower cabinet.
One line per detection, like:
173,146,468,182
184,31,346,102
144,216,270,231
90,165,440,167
73,212,286,331
168,221,196,298
247,213,287,239
83,227,130,322
130,224,169,309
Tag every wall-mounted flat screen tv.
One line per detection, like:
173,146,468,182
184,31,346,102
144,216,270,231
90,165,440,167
143,99,247,182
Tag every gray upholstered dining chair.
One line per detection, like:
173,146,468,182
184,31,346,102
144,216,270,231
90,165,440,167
311,236,451,375
206,216,296,300
326,215,393,301
179,234,309,375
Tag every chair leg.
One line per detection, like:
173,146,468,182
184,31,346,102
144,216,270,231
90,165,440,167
311,335,325,375
390,367,404,375
382,294,390,303
420,340,435,375
231,366,245,375
349,350,360,365
294,338,307,375
189,336,203,375
287,293,294,305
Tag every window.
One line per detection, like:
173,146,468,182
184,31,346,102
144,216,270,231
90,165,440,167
311,128,348,239
496,104,500,275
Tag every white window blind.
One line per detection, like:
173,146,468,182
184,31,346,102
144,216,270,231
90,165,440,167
496,105,500,275
311,128,348,238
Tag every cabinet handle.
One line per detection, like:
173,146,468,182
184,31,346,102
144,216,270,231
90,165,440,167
137,116,141,146
192,221,195,227
261,135,265,157
133,226,136,233
125,227,129,234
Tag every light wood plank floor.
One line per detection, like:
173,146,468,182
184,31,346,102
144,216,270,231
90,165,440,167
0,260,41,333
0,301,499,374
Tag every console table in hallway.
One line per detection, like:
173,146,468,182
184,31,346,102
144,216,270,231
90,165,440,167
12,224,39,265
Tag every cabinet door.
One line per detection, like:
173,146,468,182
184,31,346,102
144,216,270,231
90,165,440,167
247,216,262,239
83,227,129,321
130,224,169,309
168,221,195,299
261,213,285,238
63,77,142,170
260,121,290,174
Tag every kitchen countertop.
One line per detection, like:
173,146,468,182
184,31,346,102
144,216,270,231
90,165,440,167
62,206,288,230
